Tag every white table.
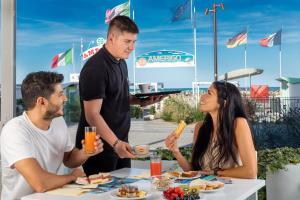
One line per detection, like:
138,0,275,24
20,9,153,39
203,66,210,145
22,168,265,200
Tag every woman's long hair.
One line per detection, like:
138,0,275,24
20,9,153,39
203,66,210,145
191,81,249,170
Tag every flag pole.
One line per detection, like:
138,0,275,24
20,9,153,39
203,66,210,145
193,5,197,82
72,43,75,73
279,25,282,77
132,4,136,93
245,26,249,90
80,38,83,68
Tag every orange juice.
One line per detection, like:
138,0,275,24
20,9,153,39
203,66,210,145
150,161,162,176
84,127,96,154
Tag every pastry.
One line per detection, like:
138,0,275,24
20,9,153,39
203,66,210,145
174,120,187,138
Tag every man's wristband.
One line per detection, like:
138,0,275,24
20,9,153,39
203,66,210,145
112,139,120,149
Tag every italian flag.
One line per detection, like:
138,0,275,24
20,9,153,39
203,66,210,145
51,48,73,68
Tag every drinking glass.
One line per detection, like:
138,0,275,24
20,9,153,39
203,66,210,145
150,153,162,176
84,126,96,154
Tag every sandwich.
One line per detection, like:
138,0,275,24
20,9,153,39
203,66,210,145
181,171,198,178
174,120,187,138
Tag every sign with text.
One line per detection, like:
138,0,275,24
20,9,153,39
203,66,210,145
82,37,106,61
136,50,194,68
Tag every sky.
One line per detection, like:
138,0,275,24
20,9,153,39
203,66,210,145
14,0,300,88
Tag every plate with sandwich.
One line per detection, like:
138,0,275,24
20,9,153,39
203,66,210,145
189,179,225,193
76,172,114,185
166,171,201,180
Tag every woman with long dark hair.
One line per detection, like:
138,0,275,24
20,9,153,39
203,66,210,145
165,81,257,178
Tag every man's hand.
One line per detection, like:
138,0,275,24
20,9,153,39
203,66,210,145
114,140,135,159
70,168,86,181
81,135,104,157
140,95,166,107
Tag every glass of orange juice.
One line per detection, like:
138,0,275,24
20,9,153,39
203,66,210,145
150,153,162,176
84,126,96,154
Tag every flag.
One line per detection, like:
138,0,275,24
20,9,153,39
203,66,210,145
51,48,73,68
105,1,130,24
226,30,247,48
260,29,282,47
171,0,191,22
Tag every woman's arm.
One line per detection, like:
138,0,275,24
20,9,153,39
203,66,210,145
164,121,203,172
217,117,257,179
165,133,191,171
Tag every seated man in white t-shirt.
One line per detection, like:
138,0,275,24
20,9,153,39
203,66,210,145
1,71,104,200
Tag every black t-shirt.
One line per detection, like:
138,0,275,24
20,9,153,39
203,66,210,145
76,46,130,152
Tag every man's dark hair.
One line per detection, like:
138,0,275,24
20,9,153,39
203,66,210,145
107,15,139,37
21,71,64,110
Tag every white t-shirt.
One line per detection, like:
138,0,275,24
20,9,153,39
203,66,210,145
1,112,74,200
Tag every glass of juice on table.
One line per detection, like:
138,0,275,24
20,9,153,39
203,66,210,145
84,126,96,154
150,153,162,176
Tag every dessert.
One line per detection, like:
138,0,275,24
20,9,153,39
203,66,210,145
117,185,146,198
174,120,187,138
151,175,174,191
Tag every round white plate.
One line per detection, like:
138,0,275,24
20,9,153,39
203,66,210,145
167,173,202,180
162,194,206,200
201,186,224,193
110,191,152,199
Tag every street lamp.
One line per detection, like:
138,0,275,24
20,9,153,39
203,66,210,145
205,3,224,81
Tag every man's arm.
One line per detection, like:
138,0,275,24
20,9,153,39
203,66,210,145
83,99,134,158
14,158,85,192
63,135,103,168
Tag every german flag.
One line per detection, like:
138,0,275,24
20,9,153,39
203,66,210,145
226,30,247,48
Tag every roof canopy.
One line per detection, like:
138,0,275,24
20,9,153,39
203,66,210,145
219,68,263,81
276,77,300,84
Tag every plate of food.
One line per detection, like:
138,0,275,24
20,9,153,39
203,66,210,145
110,185,151,199
76,172,114,185
163,186,205,200
166,171,201,180
189,179,225,193
131,144,150,158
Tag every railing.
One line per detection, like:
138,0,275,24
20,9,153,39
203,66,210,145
245,97,300,149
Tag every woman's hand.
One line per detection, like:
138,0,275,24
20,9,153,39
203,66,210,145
165,132,180,154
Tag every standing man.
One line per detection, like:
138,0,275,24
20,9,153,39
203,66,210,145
76,16,163,175
1,72,103,200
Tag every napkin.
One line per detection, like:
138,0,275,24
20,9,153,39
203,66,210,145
46,188,91,196
132,171,151,179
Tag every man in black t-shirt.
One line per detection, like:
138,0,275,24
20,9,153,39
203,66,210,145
76,16,164,175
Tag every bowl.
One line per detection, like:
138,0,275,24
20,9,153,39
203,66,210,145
151,175,174,191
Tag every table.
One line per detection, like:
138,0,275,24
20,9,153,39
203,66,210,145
22,168,265,200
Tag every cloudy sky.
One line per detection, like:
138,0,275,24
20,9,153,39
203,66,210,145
15,0,300,87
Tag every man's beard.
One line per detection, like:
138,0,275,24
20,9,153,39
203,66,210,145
43,104,63,120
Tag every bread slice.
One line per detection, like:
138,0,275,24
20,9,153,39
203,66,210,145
181,171,198,178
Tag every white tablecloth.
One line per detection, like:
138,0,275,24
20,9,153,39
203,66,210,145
21,168,265,200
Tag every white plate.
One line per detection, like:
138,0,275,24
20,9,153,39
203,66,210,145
201,186,224,193
110,191,152,199
162,194,206,200
95,178,114,185
167,173,202,180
